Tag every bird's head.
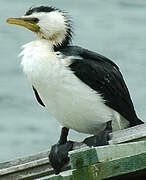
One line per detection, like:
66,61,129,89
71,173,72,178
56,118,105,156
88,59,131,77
6,6,72,50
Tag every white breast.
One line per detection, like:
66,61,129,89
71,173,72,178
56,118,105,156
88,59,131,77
20,40,129,135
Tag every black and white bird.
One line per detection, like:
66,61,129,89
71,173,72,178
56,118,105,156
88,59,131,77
7,6,143,173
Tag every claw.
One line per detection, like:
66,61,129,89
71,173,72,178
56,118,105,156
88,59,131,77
49,141,73,174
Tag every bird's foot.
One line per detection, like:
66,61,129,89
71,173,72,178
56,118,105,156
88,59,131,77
84,121,112,147
83,128,111,147
49,141,73,174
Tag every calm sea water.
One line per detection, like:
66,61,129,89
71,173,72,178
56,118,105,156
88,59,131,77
0,0,146,162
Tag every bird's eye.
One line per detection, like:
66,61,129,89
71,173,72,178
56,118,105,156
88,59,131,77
24,18,39,24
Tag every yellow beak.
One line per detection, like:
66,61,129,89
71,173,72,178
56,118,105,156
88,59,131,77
6,18,40,32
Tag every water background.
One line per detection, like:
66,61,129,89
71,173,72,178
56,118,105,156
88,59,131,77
0,0,146,162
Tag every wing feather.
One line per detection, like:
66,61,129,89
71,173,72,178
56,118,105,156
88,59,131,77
33,86,45,107
61,46,142,125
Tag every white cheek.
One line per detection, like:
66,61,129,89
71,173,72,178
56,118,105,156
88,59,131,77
37,12,66,36
24,11,68,44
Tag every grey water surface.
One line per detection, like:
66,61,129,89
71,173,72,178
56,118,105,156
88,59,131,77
0,0,146,162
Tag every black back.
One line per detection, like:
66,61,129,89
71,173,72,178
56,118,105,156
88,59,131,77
33,45,143,126
60,46,143,126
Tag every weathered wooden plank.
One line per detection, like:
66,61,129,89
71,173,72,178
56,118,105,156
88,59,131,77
0,142,85,172
72,166,92,180
0,157,48,176
96,151,146,179
0,151,48,170
69,141,146,169
0,124,146,179
109,123,146,144
70,147,98,169
0,142,85,180
46,149,146,180
41,170,73,180
72,152,146,180
95,141,146,162
0,151,63,180
0,161,53,180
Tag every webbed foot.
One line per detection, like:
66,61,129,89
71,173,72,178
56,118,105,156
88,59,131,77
83,121,112,147
83,129,110,147
49,141,73,174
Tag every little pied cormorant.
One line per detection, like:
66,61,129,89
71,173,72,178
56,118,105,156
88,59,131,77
6,6,143,174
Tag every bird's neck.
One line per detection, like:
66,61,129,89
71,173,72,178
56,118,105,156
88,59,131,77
35,39,54,51
20,39,59,86
20,39,54,57
20,39,54,70
36,32,70,52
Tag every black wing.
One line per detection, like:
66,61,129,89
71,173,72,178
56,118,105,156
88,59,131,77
33,87,45,107
60,46,143,126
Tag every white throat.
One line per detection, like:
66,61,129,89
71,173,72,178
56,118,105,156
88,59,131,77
20,39,55,83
